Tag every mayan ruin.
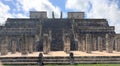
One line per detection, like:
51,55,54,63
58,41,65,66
0,11,119,56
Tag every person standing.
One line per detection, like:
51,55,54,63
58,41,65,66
69,52,74,65
38,53,44,66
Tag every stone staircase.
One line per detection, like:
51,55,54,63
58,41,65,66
0,56,120,65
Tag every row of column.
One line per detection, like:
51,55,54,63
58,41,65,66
77,34,92,53
0,34,119,55
115,37,120,52
62,33,119,53
0,37,8,55
0,36,35,55
21,36,35,55
77,33,118,53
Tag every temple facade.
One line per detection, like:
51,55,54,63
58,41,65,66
0,11,120,55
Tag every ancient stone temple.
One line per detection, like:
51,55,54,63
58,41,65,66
0,11,120,55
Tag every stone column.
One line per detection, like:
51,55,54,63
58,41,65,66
115,38,120,52
1,37,8,55
78,38,81,51
21,35,28,55
18,39,21,52
86,34,91,53
48,30,51,53
82,35,86,52
1,44,8,55
98,36,103,52
11,40,17,54
115,38,118,51
64,36,70,54
21,38,24,55
25,37,29,54
18,38,22,53
93,36,97,51
47,39,51,53
43,34,50,54
106,34,113,53
118,38,120,51
78,34,83,51
33,38,36,52
28,37,33,53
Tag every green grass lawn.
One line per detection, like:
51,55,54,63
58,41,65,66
4,64,120,66
47,64,120,66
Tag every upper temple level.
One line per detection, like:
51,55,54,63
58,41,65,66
0,11,115,36
30,11,84,19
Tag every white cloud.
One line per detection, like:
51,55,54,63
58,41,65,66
12,13,28,18
0,1,11,25
16,0,61,18
66,0,90,12
66,0,120,33
0,0,62,25
0,1,28,25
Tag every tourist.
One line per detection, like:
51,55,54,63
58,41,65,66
69,52,74,65
38,53,44,66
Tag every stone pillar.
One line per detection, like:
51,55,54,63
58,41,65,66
25,37,29,54
47,39,51,53
18,39,21,52
82,35,86,52
115,38,118,51
118,38,120,51
21,35,28,55
98,36,103,52
28,37,33,53
48,30,51,53
115,38,120,52
1,44,8,55
33,39,36,52
64,36,70,54
43,34,50,54
78,35,83,51
1,37,8,55
78,39,81,51
86,34,91,53
18,39,22,53
93,36,97,51
106,34,113,53
11,40,17,54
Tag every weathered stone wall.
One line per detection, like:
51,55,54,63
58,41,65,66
68,12,84,19
30,11,47,18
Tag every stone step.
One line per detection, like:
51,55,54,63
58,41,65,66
3,61,120,65
3,62,70,65
75,61,120,64
1,56,120,65
2,62,37,65
74,58,120,61
2,58,120,62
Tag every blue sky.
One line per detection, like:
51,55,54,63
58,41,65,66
0,0,120,33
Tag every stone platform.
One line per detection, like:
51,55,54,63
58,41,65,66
0,51,120,57
0,51,120,65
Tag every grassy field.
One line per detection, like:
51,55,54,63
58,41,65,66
4,64,120,66
47,64,120,66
